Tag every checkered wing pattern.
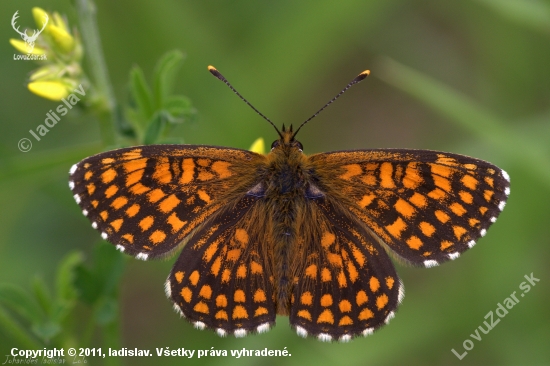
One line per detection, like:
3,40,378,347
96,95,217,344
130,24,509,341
290,197,403,342
309,149,510,268
69,145,263,260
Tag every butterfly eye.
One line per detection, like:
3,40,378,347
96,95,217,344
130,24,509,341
296,141,304,152
271,140,280,151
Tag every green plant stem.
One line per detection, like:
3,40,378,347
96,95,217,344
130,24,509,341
74,0,117,147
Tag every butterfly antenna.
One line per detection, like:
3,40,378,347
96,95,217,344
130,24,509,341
208,66,283,138
293,69,370,138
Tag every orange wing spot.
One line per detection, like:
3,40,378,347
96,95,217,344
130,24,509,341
338,270,347,288
358,308,374,321
305,264,317,278
406,236,423,250
181,287,192,302
83,163,91,169
122,234,134,243
301,292,313,306
440,240,453,250
215,310,228,320
149,230,166,244
232,305,249,319
453,226,467,240
386,217,407,239
351,246,366,267
152,158,172,184
84,171,93,180
199,285,212,299
100,211,108,221
198,171,215,181
105,185,118,198
379,162,395,188
125,204,140,218
450,202,467,216
339,316,353,326
226,249,241,262
428,188,447,200
479,206,488,215
86,183,96,195
189,270,200,286
339,164,362,180
423,251,432,257
347,262,359,283
91,200,99,208
129,183,150,195
403,162,422,189
211,161,232,179
433,174,451,192
147,188,166,203
419,221,436,237
167,212,186,232
159,194,181,213
321,267,332,282
221,269,231,283
431,163,453,177
461,175,478,190
110,219,123,232
484,176,494,188
487,168,495,175
254,289,266,302
463,163,477,170
216,294,227,308
197,189,211,204
197,158,210,167
123,158,147,173
203,243,218,263
358,194,376,208
435,210,450,223
370,276,380,292
193,302,209,314
236,264,247,279
211,257,222,276
317,309,334,324
180,158,195,184
409,192,427,208
376,294,389,309
251,261,263,274
327,253,343,267
365,162,379,171
339,300,352,313
436,156,458,166
101,168,117,184
175,271,184,283
484,190,494,202
235,228,249,244
234,289,246,303
469,218,480,227
321,232,336,248
356,290,368,306
254,307,269,317
320,294,333,307
111,196,128,210
459,191,474,204
361,174,377,186
395,198,415,218
297,310,312,321
139,216,154,231
121,149,142,161
386,276,395,289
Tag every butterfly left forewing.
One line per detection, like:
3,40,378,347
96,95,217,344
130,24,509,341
309,149,510,267
69,145,264,259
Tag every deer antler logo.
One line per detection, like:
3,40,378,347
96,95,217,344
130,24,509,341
11,10,49,54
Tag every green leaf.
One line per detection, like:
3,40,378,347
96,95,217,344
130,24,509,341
56,251,84,302
0,306,42,348
129,65,154,121
32,276,52,316
32,321,61,342
165,95,196,123
0,284,45,324
153,50,185,109
95,297,118,325
143,111,169,145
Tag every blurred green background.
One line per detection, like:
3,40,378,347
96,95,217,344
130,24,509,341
1,0,549,365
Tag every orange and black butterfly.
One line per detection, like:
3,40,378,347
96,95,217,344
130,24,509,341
69,66,510,342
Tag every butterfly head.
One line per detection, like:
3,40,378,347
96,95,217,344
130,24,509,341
270,124,303,152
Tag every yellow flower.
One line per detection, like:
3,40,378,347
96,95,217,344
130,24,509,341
28,81,71,101
249,137,266,154
48,24,74,53
9,39,46,55
32,7,51,33
29,65,62,81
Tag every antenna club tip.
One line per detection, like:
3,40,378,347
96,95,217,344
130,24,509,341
208,65,218,73
361,70,371,76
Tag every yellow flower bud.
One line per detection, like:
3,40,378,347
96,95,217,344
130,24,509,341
48,24,74,53
52,12,70,33
31,7,51,34
249,137,266,155
9,39,46,55
29,65,61,81
28,81,70,101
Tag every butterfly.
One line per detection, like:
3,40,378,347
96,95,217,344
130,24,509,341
69,66,510,342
